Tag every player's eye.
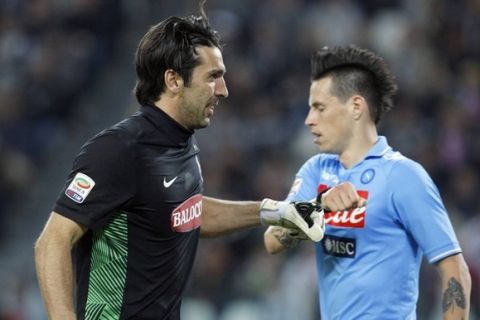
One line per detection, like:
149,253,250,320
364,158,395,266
311,104,325,111
208,70,225,81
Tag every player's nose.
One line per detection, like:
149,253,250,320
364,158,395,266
305,108,316,126
215,77,228,98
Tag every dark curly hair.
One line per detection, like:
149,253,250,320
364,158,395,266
311,45,398,124
134,2,222,105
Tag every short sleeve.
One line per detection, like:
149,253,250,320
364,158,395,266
390,159,461,263
286,155,320,202
54,130,136,230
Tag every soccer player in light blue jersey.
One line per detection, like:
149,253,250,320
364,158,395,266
264,45,471,320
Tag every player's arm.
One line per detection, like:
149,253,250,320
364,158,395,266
264,226,303,254
435,253,471,320
35,211,87,320
389,159,471,319
263,182,366,254
200,197,261,237
200,197,324,241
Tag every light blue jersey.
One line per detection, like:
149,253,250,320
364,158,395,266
287,136,461,320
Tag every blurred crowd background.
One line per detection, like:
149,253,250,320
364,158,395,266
0,0,478,319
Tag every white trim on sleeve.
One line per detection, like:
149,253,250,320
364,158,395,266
429,248,462,264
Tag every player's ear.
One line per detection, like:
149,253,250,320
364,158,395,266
164,69,184,94
351,95,368,121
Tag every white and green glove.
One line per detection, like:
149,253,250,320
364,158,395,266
260,199,325,242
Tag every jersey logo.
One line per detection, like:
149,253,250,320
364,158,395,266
65,172,95,203
360,168,375,184
322,234,356,258
321,171,339,184
171,194,203,232
163,176,178,188
318,184,368,228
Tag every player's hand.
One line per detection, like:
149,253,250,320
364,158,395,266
287,228,309,240
319,182,367,212
260,199,325,242
266,226,309,250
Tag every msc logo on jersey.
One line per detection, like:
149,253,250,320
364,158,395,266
65,172,95,203
318,184,369,228
322,234,356,258
171,194,203,232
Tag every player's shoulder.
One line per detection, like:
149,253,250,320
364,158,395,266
110,111,149,141
80,117,139,157
385,151,430,183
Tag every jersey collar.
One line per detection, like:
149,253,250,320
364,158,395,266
337,136,391,171
141,104,193,144
364,136,391,159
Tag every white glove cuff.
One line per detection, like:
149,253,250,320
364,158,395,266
259,199,288,226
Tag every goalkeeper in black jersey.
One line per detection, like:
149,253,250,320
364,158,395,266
34,4,326,320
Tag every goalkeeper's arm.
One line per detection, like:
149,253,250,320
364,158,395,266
200,197,324,240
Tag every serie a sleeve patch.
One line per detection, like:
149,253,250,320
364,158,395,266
288,178,303,197
65,172,96,203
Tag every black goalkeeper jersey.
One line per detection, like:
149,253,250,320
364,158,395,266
54,104,203,319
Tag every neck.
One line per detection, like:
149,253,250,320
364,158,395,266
153,96,185,128
339,124,378,169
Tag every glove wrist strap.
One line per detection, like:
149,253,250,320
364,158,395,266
260,199,286,226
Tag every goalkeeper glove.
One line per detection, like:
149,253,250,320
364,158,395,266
260,199,325,242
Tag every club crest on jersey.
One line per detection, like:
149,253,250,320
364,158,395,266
318,184,369,228
361,168,375,184
65,172,95,203
171,194,203,232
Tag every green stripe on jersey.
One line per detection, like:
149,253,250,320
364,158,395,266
85,212,128,320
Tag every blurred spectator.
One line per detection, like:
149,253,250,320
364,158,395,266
0,0,122,244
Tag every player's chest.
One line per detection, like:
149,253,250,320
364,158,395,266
317,168,397,259
129,146,204,235
318,167,394,234
136,146,203,204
